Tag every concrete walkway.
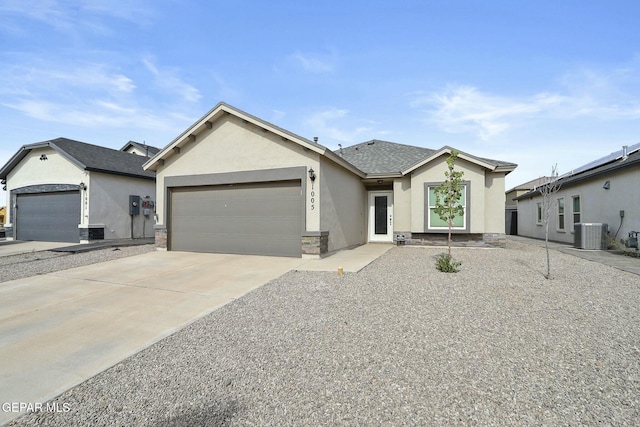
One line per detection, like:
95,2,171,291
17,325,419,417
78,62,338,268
0,243,390,425
296,243,394,272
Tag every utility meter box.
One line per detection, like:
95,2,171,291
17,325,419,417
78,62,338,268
129,195,141,215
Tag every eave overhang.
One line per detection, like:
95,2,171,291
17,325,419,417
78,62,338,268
143,102,365,178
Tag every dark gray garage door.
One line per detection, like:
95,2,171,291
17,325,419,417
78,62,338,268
16,192,81,242
170,180,302,257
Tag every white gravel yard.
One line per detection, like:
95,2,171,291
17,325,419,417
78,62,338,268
0,245,156,283
6,240,640,426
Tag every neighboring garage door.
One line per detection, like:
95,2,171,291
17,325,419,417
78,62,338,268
16,191,81,242
170,180,302,257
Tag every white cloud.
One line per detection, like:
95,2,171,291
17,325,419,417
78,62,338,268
0,62,135,95
0,0,156,34
416,66,640,141
289,51,335,73
0,58,198,135
143,58,201,103
271,109,287,122
413,85,565,140
4,99,177,131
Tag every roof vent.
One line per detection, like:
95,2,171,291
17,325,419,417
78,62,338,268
367,140,375,145
313,137,318,143
622,145,628,160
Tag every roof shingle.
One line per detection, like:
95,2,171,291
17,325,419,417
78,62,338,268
0,138,155,180
335,140,436,175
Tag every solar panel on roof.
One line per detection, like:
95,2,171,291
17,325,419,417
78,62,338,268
569,142,640,176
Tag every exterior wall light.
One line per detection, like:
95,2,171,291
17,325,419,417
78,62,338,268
308,168,316,182
603,180,610,190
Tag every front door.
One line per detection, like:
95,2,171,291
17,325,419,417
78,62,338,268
368,191,393,242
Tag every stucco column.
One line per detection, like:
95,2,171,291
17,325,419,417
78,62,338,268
305,162,321,232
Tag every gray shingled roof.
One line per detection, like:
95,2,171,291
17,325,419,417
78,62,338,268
0,138,155,180
335,140,436,174
335,139,516,175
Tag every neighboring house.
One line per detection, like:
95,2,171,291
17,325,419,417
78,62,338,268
0,138,156,243
121,140,161,158
515,144,640,245
0,206,5,238
505,177,550,235
144,102,517,258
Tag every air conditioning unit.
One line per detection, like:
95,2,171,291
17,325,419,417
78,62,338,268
574,223,608,250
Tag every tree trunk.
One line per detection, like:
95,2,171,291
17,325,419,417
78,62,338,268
545,218,551,279
448,219,452,257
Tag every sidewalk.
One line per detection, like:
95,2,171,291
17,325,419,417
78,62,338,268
508,235,640,276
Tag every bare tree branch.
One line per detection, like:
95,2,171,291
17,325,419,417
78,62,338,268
539,164,561,279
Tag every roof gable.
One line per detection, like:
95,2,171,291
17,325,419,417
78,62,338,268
336,141,516,176
120,141,161,157
143,102,364,177
0,138,155,180
403,146,516,175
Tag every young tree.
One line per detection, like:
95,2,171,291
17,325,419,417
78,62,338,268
539,165,561,279
433,150,465,272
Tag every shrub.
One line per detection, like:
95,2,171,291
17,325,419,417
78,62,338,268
435,253,461,273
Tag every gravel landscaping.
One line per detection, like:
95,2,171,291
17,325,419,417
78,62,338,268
0,245,156,283
6,240,640,426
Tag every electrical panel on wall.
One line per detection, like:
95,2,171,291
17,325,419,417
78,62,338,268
129,195,141,215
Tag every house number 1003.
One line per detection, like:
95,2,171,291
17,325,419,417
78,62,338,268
310,190,315,210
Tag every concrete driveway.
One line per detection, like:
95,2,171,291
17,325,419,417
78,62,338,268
0,244,392,425
0,251,306,425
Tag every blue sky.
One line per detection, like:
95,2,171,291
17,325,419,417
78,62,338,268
2,0,640,203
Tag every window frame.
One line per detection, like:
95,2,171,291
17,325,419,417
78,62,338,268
571,195,581,233
424,181,470,232
536,202,543,225
557,197,565,232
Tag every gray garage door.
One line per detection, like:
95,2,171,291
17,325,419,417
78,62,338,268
16,192,81,242
170,180,302,257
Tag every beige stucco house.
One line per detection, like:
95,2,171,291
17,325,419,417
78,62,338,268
0,138,157,243
144,102,517,257
516,144,640,246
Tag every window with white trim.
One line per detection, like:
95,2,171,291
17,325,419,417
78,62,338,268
536,202,542,225
571,196,581,231
557,197,565,231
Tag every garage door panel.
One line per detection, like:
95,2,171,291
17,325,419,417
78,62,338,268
170,180,302,257
171,234,301,256
173,217,299,235
16,192,80,242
